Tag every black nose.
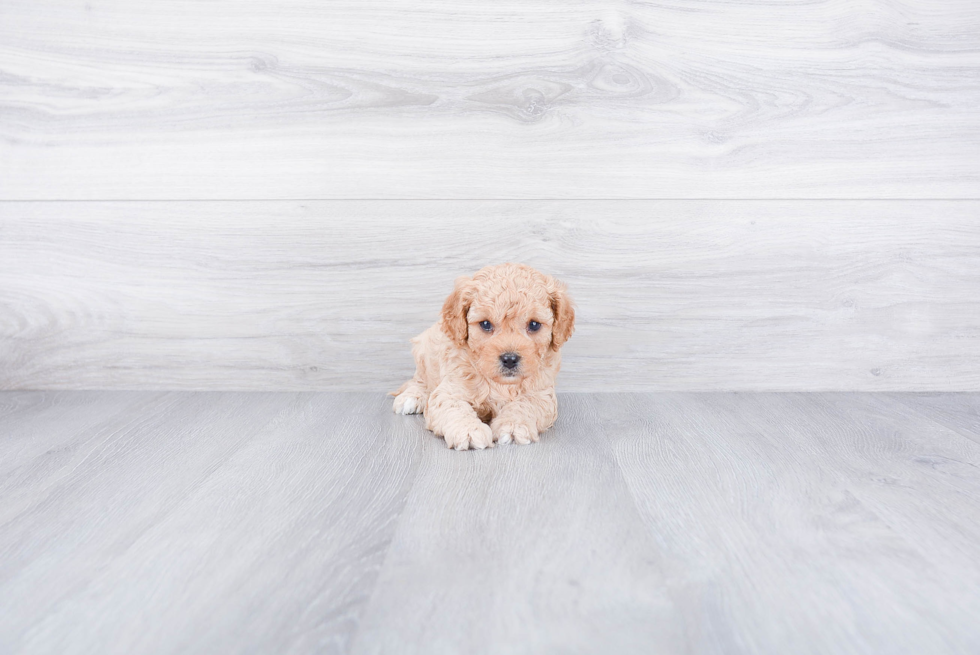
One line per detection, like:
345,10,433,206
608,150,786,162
500,352,521,369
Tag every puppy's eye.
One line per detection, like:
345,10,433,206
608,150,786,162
479,320,493,332
528,320,541,332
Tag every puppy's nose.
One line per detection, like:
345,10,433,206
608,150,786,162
500,352,521,370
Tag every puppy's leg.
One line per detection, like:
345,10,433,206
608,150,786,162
392,379,428,415
425,384,494,451
491,389,558,445
392,336,431,415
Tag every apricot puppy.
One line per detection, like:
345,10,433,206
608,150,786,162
392,263,575,450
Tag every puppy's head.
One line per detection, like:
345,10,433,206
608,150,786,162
441,263,575,385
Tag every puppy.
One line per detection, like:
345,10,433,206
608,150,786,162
392,263,574,450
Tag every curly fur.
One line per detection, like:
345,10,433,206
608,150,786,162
392,263,575,450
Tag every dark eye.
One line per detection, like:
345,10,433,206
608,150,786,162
528,320,541,332
479,320,493,332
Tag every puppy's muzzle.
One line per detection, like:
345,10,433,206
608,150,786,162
499,352,521,371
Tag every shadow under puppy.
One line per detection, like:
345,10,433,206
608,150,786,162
392,263,575,450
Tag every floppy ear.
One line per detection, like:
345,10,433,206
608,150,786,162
549,278,575,351
441,276,473,347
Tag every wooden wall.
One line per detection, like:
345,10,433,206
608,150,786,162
2,201,977,391
1,1,978,391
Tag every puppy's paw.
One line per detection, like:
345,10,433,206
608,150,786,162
492,420,538,446
444,421,495,451
393,390,426,415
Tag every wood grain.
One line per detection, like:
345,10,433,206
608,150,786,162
0,391,155,502
886,393,980,445
350,393,683,655
2,200,978,391
0,392,422,655
1,1,978,199
611,392,980,654
2,391,979,654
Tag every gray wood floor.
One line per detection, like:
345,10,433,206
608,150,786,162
2,392,978,655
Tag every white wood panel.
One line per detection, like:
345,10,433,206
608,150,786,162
1,200,977,391
1,1,979,199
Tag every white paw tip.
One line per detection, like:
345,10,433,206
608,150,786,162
495,422,535,445
393,393,423,415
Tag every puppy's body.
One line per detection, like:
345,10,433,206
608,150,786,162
393,263,574,450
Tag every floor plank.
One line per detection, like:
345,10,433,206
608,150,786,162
0,392,422,655
1,392,979,654
2,1,978,198
0,391,152,481
886,393,980,445
609,392,980,654
350,393,683,655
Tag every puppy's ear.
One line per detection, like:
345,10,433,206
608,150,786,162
441,276,473,347
549,278,576,351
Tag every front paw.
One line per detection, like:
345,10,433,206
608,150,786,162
393,390,425,415
443,421,495,451
491,419,538,446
